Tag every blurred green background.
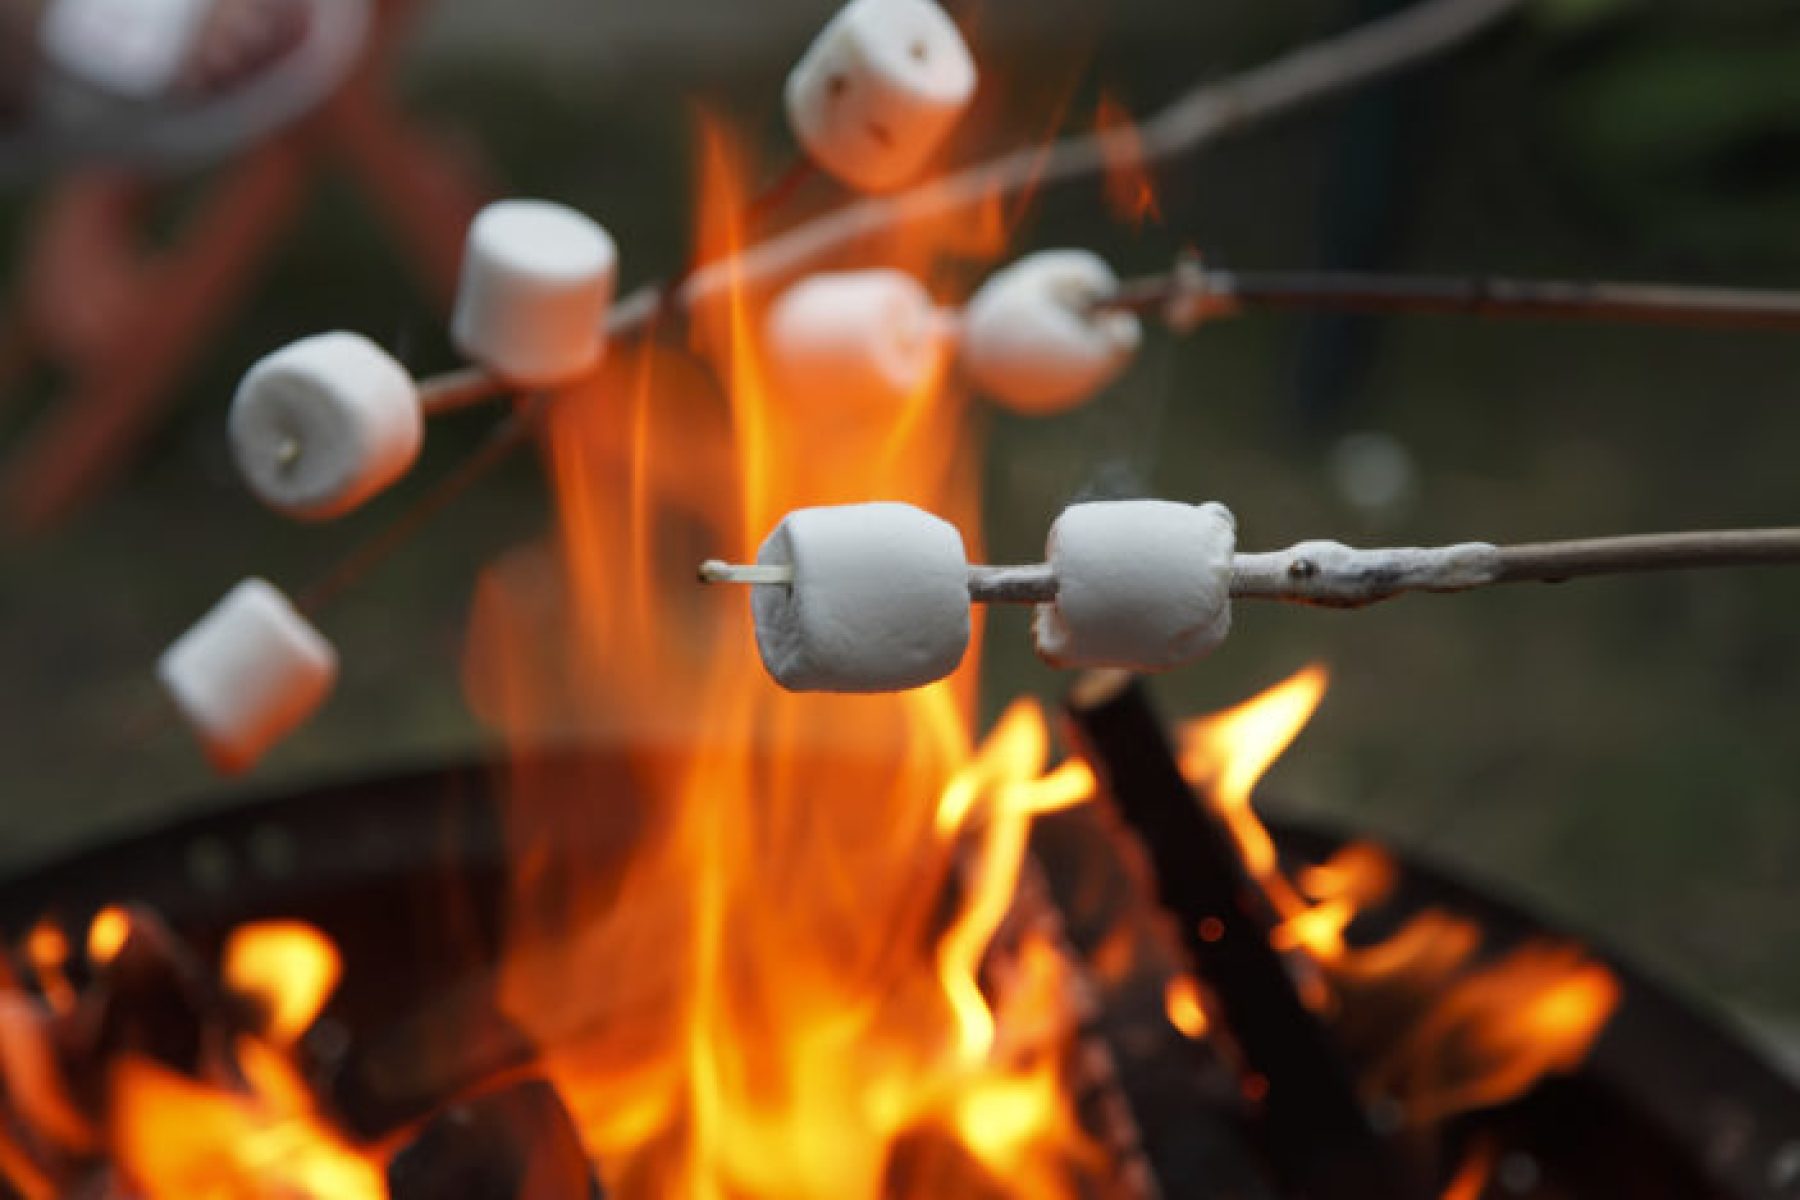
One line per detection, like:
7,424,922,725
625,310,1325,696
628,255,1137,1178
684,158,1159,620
2,0,1799,1054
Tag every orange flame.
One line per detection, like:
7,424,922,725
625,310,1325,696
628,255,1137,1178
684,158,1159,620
466,117,1100,1200
223,920,342,1047
108,921,380,1199
1179,664,1329,895
110,1045,385,1200
86,906,130,967
1094,94,1162,229
1173,668,1620,1126
1441,1137,1497,1200
452,89,1625,1186
1364,944,1620,1125
1163,976,1210,1039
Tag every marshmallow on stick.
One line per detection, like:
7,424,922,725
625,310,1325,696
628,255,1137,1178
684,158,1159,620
1034,500,1235,671
452,200,618,387
785,0,977,192
764,269,950,422
157,579,338,775
751,502,971,693
230,333,424,521
961,250,1142,415
712,498,1236,690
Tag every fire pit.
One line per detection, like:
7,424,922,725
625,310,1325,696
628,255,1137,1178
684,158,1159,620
1,697,1796,1198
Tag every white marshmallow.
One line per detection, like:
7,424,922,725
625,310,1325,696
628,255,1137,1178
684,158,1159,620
752,502,970,693
785,0,977,192
1034,501,1235,672
157,579,338,775
764,269,947,422
39,0,211,99
229,333,424,521
961,250,1142,415
452,200,618,387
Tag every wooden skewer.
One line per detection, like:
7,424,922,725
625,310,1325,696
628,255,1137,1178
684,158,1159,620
415,260,1800,421
1103,257,1800,333
699,527,1800,610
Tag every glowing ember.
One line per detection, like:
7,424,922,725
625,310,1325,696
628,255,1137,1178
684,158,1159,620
1163,977,1210,1039
86,906,130,967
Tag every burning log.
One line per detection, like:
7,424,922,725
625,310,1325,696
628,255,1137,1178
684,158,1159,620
1063,672,1426,1200
386,1078,599,1200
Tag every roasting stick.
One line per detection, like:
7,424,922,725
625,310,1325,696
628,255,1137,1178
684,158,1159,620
1105,259,1800,333
412,264,1800,422
700,527,1800,610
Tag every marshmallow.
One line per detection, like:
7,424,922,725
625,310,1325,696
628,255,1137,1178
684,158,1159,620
40,0,212,98
157,579,338,775
752,502,970,693
452,200,618,387
1034,501,1235,672
785,0,977,192
764,269,947,422
229,333,423,521
961,250,1142,415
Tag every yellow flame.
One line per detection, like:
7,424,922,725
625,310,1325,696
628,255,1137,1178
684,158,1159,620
223,921,342,1047
1163,977,1209,1039
86,907,130,966
1178,665,1328,886
110,1052,384,1200
24,920,73,1015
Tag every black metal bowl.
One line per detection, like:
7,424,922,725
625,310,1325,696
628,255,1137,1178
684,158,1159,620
3,754,1797,1199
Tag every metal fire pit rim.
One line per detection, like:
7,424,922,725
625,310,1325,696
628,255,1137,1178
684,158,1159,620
4,751,1800,1199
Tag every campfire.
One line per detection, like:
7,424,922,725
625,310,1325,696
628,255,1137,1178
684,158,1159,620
0,665,1639,1200
6,0,1800,1196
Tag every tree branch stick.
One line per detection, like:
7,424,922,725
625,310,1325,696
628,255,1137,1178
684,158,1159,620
1232,529,1800,608
703,527,1800,610
1111,265,1800,333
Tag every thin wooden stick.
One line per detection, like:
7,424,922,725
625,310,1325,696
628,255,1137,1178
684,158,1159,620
1108,264,1800,333
1494,529,1800,582
418,365,506,416
701,527,1800,610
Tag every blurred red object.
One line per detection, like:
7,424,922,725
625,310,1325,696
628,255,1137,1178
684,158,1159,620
0,0,489,533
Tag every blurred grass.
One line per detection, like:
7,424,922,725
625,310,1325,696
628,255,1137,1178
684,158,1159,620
2,0,1799,1034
